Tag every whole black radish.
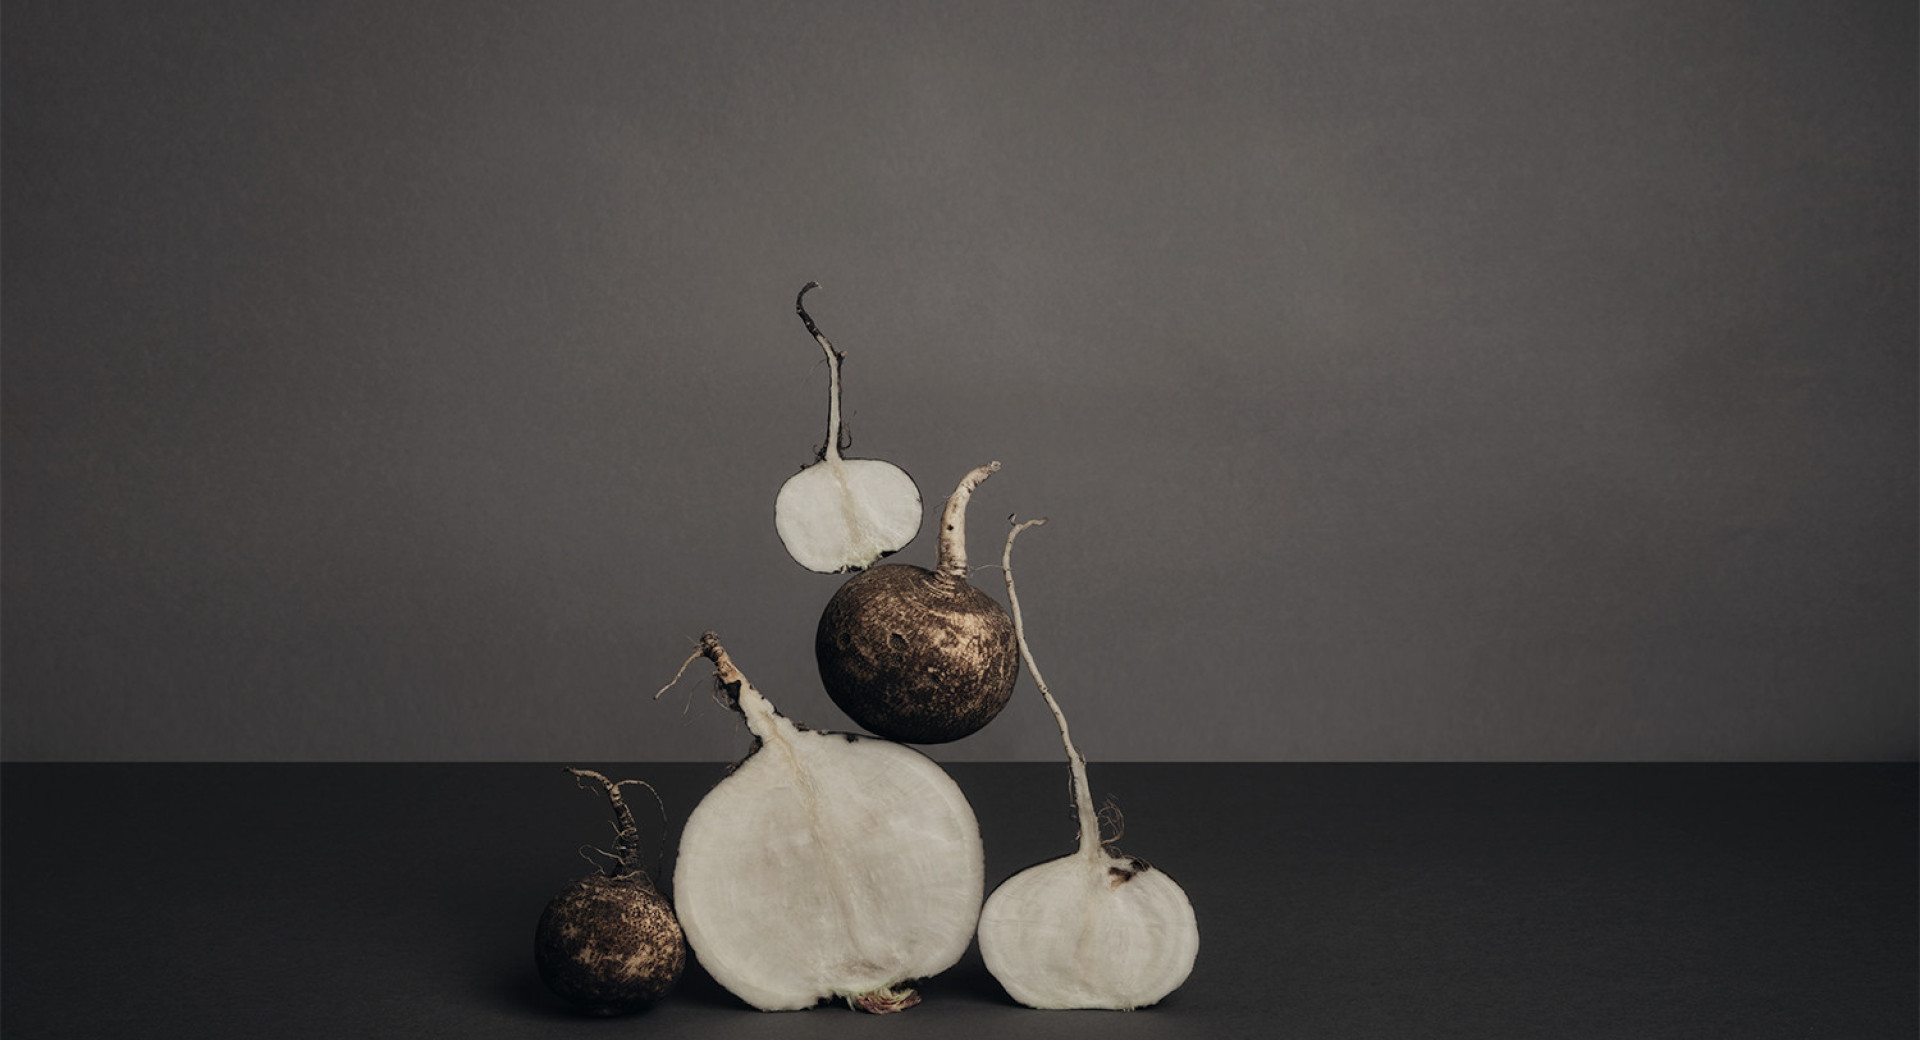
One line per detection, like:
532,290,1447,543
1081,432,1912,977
533,768,685,1014
814,462,1019,743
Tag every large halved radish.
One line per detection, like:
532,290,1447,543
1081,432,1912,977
667,632,983,1012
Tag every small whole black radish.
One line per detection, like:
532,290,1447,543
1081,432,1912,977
533,768,686,1015
815,462,1019,744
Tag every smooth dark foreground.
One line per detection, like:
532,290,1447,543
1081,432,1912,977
2,763,1913,1039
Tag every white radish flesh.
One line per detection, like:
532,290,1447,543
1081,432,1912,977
669,632,983,1013
977,519,1200,1010
774,283,921,573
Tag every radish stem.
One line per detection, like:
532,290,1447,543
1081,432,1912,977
795,282,847,461
1001,517,1099,859
565,767,668,884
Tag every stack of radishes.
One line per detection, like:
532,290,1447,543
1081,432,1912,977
534,285,1198,1015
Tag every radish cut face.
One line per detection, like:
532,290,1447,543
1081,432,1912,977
979,852,1199,1010
670,633,983,1012
775,458,921,574
774,283,922,574
977,519,1199,1010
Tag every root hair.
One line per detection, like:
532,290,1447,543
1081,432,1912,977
1098,798,1127,850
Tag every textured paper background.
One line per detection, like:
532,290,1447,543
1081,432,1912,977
4,2,1913,761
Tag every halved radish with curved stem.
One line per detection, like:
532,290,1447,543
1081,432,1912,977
978,519,1200,1010
667,632,984,1012
774,283,921,573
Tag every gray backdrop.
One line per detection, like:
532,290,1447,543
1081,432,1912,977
5,1,1914,763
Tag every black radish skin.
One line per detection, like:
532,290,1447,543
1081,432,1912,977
534,769,686,1014
815,462,1019,744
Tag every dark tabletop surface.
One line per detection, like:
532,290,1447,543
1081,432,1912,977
3,762,1914,1039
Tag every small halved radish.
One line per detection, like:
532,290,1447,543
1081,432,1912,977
977,519,1200,1010
774,283,922,573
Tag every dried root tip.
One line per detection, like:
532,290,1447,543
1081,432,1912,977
796,282,849,461
687,631,755,712
849,986,922,1014
655,642,707,701
657,633,750,708
1098,798,1127,850
795,282,841,359
565,767,666,884
696,631,742,683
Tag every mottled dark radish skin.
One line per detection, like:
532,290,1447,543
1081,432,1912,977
535,874,686,1014
816,564,1019,743
533,769,686,1015
815,462,1019,744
